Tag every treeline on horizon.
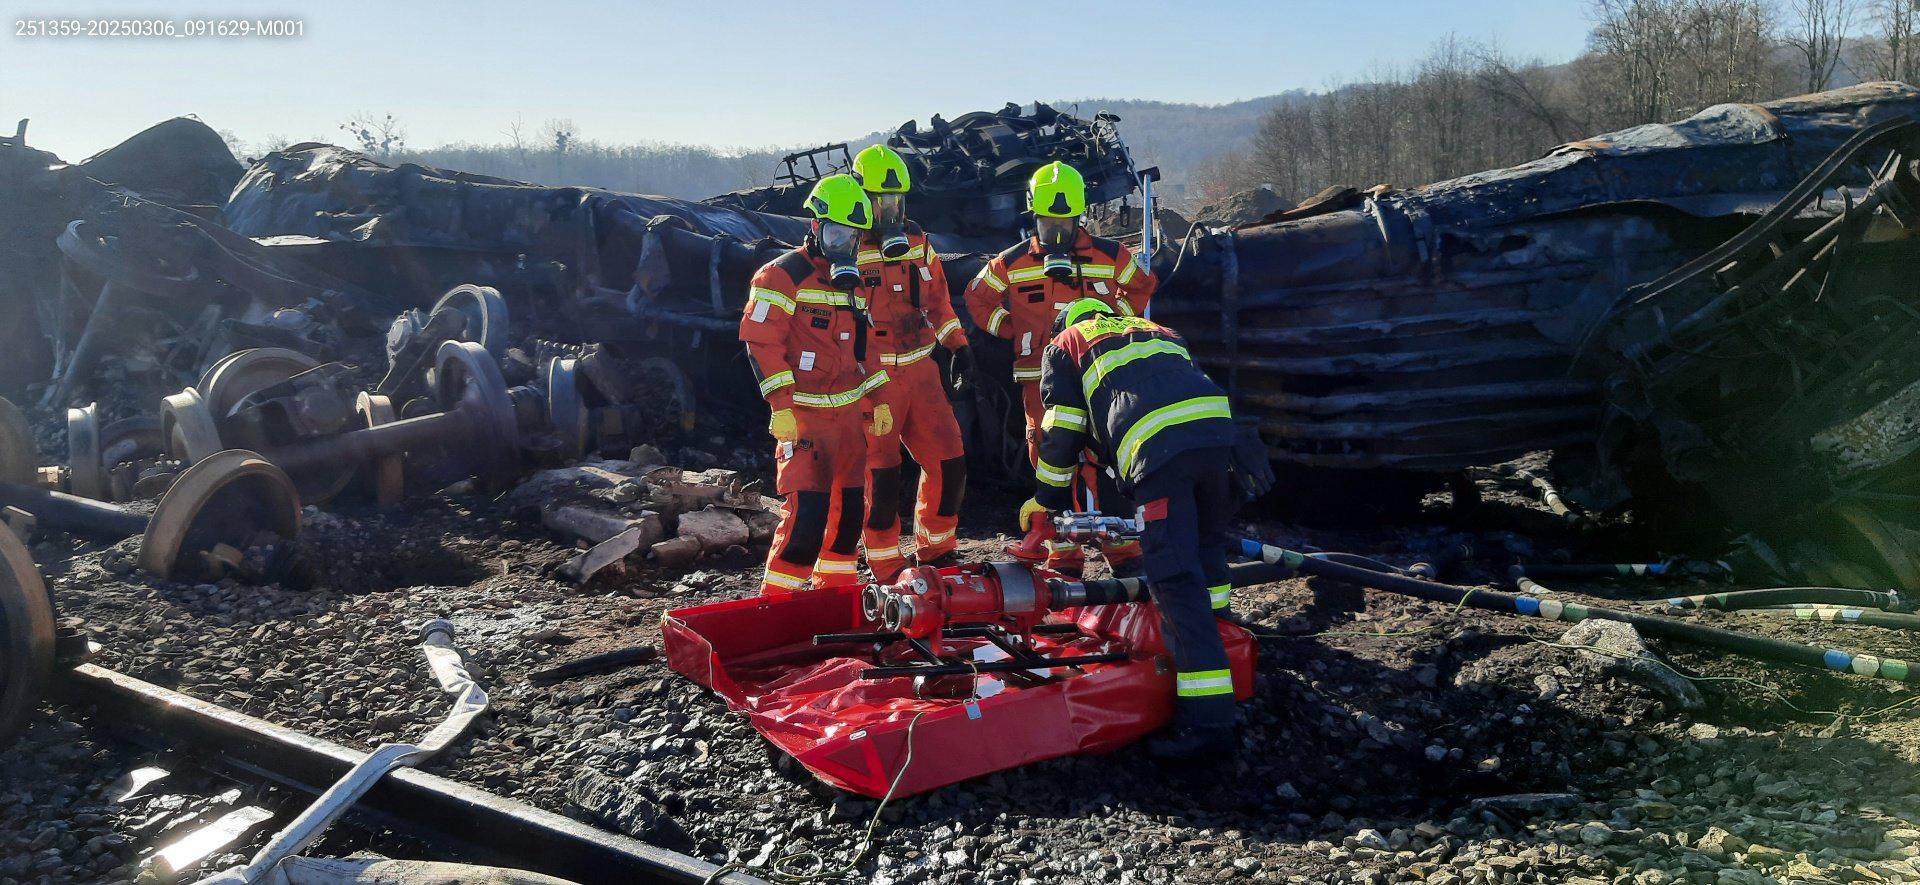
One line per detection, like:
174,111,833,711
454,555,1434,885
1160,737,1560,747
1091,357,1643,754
226,0,1918,213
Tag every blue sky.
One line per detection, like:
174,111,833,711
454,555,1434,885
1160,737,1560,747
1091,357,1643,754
1,0,1596,159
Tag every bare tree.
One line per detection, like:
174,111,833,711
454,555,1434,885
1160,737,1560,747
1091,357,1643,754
1785,0,1860,91
1475,47,1584,144
503,117,532,174
1849,0,1920,81
339,113,407,159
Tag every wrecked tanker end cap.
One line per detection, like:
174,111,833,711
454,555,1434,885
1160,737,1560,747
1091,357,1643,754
1577,106,1920,588
1149,82,1920,515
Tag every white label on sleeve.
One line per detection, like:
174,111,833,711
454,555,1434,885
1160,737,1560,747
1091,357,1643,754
893,283,903,291
799,351,816,371
839,331,850,340
1020,332,1033,355
1093,281,1109,295
919,266,932,281
751,300,769,322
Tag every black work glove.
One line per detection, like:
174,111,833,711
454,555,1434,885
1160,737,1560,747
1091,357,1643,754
1229,418,1275,502
946,345,975,397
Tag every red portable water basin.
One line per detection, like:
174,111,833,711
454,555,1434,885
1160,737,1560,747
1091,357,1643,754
662,580,1255,798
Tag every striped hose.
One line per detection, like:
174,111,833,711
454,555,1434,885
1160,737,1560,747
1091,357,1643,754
1230,538,1914,683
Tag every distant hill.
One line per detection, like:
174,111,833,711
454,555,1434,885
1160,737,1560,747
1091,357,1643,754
1045,94,1306,200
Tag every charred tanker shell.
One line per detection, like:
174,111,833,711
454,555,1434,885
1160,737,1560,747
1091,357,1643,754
1155,82,1920,480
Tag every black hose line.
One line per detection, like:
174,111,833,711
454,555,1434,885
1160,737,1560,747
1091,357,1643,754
1667,587,1910,613
1751,606,1920,632
1230,538,1915,684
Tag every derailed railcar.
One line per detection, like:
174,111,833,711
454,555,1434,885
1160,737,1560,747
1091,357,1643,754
1156,83,1920,484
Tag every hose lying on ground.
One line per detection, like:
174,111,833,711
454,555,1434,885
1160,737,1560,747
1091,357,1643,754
1666,586,1909,612
1746,604,1920,632
1230,538,1915,684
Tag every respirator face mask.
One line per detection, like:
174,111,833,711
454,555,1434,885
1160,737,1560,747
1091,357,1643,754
872,193,910,259
1035,216,1079,280
817,222,865,289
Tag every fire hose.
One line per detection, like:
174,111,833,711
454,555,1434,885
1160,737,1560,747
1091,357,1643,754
1665,586,1910,613
1746,604,1920,632
198,619,544,885
1232,538,1915,683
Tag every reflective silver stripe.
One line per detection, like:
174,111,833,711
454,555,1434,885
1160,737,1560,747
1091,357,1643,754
935,318,961,340
1007,266,1050,283
791,371,890,408
750,287,796,313
880,343,937,366
1117,259,1139,285
918,528,955,545
977,269,1007,292
1042,406,1088,431
1176,669,1234,697
1209,585,1231,609
758,370,795,395
1076,263,1116,279
1011,365,1043,381
1035,458,1074,487
986,307,1011,334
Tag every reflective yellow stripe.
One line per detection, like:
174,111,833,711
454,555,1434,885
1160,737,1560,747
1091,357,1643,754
1176,668,1234,697
750,287,796,314
986,307,1011,334
1035,458,1074,487
1042,405,1088,431
763,565,808,590
1081,339,1191,397
880,343,937,366
796,289,866,309
758,370,795,395
1117,396,1232,476
857,245,926,264
1209,584,1231,610
791,371,890,409
1117,260,1139,286
935,318,961,341
977,269,1007,292
1011,365,1043,381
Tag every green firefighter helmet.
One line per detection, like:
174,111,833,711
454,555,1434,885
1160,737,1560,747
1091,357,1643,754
805,174,873,229
1056,297,1115,336
853,144,912,193
1028,161,1088,218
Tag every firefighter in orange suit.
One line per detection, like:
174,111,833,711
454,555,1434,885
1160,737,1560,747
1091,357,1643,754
739,174,897,594
851,145,972,575
964,161,1157,575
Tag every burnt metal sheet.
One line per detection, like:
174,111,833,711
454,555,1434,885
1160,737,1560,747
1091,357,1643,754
1154,83,1920,476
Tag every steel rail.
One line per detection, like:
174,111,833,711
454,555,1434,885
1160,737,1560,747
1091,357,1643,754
54,663,766,885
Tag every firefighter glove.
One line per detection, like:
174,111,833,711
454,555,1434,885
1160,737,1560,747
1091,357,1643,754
768,408,798,443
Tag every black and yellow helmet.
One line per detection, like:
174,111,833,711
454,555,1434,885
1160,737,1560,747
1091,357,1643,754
853,144,911,194
806,174,874,229
1028,161,1087,218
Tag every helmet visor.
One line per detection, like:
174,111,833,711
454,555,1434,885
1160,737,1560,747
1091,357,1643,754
818,221,863,263
1035,216,1078,249
873,193,907,231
